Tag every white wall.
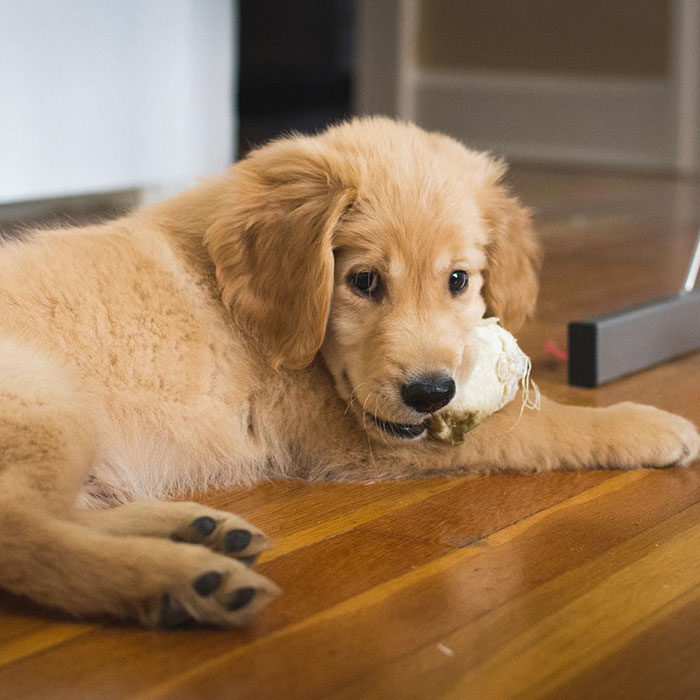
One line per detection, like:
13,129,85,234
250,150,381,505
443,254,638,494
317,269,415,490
0,0,236,204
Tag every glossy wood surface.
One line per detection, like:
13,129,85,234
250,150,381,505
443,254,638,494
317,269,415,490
0,165,699,699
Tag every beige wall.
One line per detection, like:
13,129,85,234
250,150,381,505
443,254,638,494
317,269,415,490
418,0,670,78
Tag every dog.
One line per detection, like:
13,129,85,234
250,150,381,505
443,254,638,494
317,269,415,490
0,117,698,627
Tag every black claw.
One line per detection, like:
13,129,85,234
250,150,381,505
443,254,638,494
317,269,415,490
193,570,223,597
225,529,252,553
190,516,217,537
159,593,193,628
227,587,256,611
238,554,258,568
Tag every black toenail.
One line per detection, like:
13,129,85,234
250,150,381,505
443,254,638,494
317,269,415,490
227,587,256,611
193,570,222,597
225,529,252,553
159,593,193,628
239,554,258,567
191,516,216,537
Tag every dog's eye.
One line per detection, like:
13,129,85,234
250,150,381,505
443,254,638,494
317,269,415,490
449,270,469,295
349,270,381,298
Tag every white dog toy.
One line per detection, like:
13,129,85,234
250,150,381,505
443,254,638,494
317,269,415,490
429,318,540,445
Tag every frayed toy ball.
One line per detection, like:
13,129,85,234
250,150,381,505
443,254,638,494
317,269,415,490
429,318,539,445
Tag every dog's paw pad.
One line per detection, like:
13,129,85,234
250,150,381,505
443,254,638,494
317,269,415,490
190,516,217,537
227,587,257,611
169,508,269,561
193,570,222,597
225,529,252,553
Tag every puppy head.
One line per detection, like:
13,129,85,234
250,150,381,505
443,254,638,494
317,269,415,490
207,118,540,439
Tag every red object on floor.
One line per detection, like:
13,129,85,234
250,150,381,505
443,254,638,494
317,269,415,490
544,339,569,362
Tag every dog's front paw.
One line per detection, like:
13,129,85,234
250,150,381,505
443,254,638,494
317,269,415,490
604,402,700,469
137,546,281,629
168,505,270,566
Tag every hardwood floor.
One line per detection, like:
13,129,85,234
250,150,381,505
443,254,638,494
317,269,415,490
0,165,699,699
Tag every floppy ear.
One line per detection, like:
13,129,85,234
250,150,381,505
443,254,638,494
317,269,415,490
480,177,542,332
205,137,356,370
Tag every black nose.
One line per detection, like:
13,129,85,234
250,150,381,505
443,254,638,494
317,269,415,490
401,374,456,413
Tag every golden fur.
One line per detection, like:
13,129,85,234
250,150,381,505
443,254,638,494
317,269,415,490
0,117,697,626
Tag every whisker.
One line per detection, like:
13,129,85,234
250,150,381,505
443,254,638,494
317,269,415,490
375,394,400,454
360,391,378,469
344,379,371,417
360,391,374,436
374,395,392,450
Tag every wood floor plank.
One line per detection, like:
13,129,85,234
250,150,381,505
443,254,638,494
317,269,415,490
197,480,307,513
357,470,613,546
329,505,700,700
252,478,463,560
0,622,95,667
0,615,46,646
203,478,460,547
443,516,700,699
123,471,699,699
547,595,700,700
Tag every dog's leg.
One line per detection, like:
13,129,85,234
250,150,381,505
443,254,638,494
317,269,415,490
0,344,279,626
438,397,700,473
311,396,699,480
74,501,271,566
0,505,280,626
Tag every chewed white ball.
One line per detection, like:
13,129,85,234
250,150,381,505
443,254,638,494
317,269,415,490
429,317,540,445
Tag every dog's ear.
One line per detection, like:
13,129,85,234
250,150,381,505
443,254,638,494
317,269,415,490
206,137,356,370
479,174,542,332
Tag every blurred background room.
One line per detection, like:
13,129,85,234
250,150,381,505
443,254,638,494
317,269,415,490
3,1,700,206
1,0,699,329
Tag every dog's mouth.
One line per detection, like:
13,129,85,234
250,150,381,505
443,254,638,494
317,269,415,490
369,414,431,439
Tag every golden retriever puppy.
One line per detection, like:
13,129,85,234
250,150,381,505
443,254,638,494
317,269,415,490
0,117,697,627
